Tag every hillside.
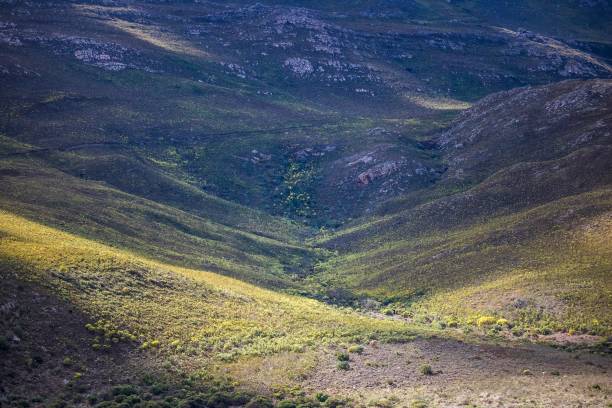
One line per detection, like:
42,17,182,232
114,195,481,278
317,79,612,335
1,1,612,407
2,0,612,224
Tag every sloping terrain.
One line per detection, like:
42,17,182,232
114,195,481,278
1,0,611,224
0,209,419,406
1,1,612,407
318,79,612,335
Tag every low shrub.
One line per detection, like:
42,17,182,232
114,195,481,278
337,361,350,370
245,396,273,408
336,352,350,362
111,385,138,396
419,364,433,375
347,345,364,354
496,318,510,327
476,316,497,327
511,327,524,337
315,393,329,402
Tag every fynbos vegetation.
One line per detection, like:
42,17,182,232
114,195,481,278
0,0,611,406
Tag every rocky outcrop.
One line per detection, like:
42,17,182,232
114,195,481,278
437,79,612,181
283,57,314,76
357,160,404,185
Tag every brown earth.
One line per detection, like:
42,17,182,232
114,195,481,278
302,339,612,407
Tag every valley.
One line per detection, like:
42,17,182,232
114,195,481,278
0,1,611,407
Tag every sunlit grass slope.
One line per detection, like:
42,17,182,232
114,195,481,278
0,153,318,289
314,81,612,336
317,188,612,335
0,210,418,363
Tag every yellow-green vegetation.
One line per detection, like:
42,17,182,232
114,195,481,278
0,210,419,364
419,364,433,376
347,345,364,354
0,154,313,290
476,316,497,328
315,188,612,336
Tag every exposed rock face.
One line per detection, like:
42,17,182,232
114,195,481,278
501,28,612,78
293,145,336,161
283,57,314,76
249,150,272,164
437,79,612,181
2,1,610,109
74,48,127,71
357,160,404,185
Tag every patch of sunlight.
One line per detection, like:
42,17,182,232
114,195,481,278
492,26,612,73
105,19,212,60
405,94,472,111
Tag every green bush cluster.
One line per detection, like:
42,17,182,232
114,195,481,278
79,372,349,408
86,320,138,351
336,352,349,362
279,162,316,218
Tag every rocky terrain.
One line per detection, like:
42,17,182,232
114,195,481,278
0,1,611,407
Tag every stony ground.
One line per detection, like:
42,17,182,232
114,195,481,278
302,339,612,407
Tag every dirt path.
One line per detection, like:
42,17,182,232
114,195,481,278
303,338,612,407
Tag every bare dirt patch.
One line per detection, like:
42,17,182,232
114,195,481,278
302,338,612,407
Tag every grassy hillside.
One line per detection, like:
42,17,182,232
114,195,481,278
0,208,422,406
316,80,612,336
0,151,315,289
2,0,611,224
1,1,612,406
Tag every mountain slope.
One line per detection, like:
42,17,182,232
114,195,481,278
1,1,612,407
2,0,611,224
0,149,314,289
317,79,612,334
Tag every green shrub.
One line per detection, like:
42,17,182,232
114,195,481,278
382,308,395,316
537,327,552,335
315,393,329,402
336,352,350,362
112,385,138,396
419,364,433,375
150,383,169,395
435,321,446,330
245,396,274,408
446,319,459,328
496,318,510,327
371,397,396,408
476,316,497,327
511,327,524,337
337,361,350,370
